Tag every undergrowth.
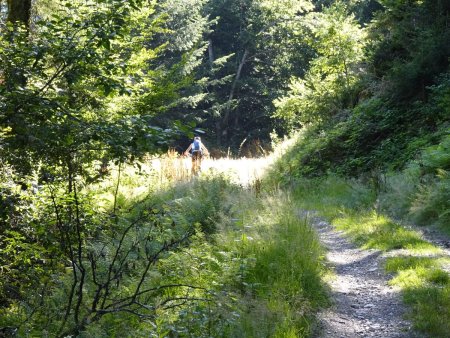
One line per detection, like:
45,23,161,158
218,192,328,337
96,166,330,337
96,164,330,337
271,127,450,231
385,256,450,337
1,158,328,337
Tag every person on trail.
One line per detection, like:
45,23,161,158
184,136,209,174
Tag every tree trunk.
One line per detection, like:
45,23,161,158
220,48,249,144
228,48,249,103
5,0,31,90
7,0,31,26
208,38,215,66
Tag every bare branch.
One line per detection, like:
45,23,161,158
160,297,212,311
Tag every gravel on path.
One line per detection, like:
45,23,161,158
307,214,424,338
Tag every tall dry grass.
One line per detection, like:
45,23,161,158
147,149,275,187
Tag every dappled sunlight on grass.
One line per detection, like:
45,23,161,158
388,265,449,288
72,155,327,336
333,212,434,251
385,255,450,337
147,151,274,186
403,286,450,336
332,209,450,337
218,192,328,336
90,153,274,214
329,210,450,337
404,243,444,255
385,256,442,273
366,227,433,251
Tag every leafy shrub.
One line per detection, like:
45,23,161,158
0,162,51,313
378,164,422,220
157,173,239,234
408,133,450,229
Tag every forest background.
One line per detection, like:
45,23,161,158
0,0,449,337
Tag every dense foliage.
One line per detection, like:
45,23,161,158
1,0,450,336
0,0,212,335
275,0,450,175
270,0,450,233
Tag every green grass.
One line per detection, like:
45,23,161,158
385,256,442,272
95,164,330,337
82,162,330,336
333,212,438,252
4,157,330,337
288,175,374,218
217,192,329,337
385,256,450,337
404,286,450,337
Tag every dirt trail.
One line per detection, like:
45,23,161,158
308,214,421,338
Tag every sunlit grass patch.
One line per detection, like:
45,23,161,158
403,285,450,337
333,210,450,337
385,256,441,273
365,226,434,251
324,209,450,338
385,254,450,337
219,192,329,337
88,152,272,216
264,163,450,338
203,157,273,186
389,266,449,288
333,212,435,251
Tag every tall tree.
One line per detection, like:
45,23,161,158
274,2,366,126
135,0,212,138
200,0,314,148
368,0,450,101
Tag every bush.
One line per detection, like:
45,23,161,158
378,164,422,220
409,134,450,230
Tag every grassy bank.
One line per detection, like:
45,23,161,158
217,191,328,337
